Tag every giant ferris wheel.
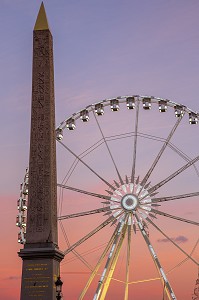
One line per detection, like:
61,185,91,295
18,95,199,299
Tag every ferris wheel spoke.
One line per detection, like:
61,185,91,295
147,154,199,195
151,208,199,226
93,218,126,300
93,110,124,185
131,100,140,183
167,238,199,275
152,191,199,203
60,221,93,270
135,213,177,300
141,117,183,187
79,223,122,300
57,183,110,200
146,217,198,266
58,207,111,220
124,215,132,300
58,140,115,191
63,216,115,255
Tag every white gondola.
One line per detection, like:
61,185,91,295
174,105,184,117
23,184,28,195
80,109,89,122
189,113,198,125
126,97,135,109
22,199,27,210
66,118,76,130
142,98,151,110
17,198,27,211
95,103,104,116
18,231,26,244
16,215,26,227
159,100,167,112
110,99,119,111
56,128,63,140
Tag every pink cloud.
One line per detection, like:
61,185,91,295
157,235,188,244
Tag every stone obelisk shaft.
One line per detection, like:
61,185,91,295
26,19,57,247
19,4,64,300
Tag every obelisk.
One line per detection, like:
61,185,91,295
18,3,64,299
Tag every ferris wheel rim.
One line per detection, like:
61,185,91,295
56,94,198,132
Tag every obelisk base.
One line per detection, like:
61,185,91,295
19,247,64,300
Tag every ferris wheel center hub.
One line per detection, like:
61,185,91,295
121,194,138,211
108,179,154,220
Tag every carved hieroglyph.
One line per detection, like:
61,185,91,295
26,27,57,245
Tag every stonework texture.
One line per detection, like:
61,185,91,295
19,28,64,300
26,29,57,245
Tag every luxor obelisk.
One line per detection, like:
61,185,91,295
18,3,64,299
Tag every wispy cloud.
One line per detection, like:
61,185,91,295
157,235,188,244
3,276,20,281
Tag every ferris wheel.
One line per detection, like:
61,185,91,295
17,95,199,299
55,95,199,300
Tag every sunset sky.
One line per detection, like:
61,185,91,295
0,1,199,299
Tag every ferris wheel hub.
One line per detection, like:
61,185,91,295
108,178,153,221
121,194,138,211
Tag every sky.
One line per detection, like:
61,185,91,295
0,0,199,299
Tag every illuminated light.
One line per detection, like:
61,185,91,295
80,109,89,122
95,103,104,116
174,105,184,117
189,113,198,124
16,215,20,227
158,100,167,112
126,97,135,109
56,128,63,140
66,118,76,130
21,215,27,227
17,199,21,210
18,233,22,243
110,99,119,111
142,98,151,110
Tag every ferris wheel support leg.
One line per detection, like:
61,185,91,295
135,214,177,300
92,218,126,300
124,216,132,300
99,223,128,300
79,222,122,300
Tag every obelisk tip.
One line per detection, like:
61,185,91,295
34,2,50,31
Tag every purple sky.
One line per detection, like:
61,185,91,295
0,1,199,299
